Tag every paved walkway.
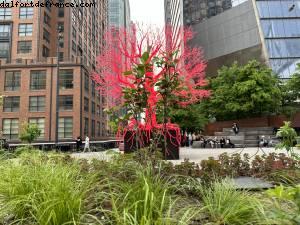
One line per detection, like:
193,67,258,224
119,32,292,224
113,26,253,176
71,147,287,164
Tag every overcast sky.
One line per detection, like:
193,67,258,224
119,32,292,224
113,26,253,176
129,0,164,27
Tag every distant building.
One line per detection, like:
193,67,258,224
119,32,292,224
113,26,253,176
165,0,300,79
0,0,109,142
108,0,131,28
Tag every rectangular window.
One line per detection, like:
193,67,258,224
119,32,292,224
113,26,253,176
58,22,64,32
44,12,51,26
0,8,12,20
18,23,33,36
30,70,46,90
58,117,73,139
84,73,89,92
59,69,73,89
42,45,49,57
91,80,95,97
72,40,76,52
91,102,95,115
0,42,10,59
84,97,89,112
28,118,45,139
43,28,50,43
29,96,45,112
3,96,20,112
58,8,64,17
2,119,19,140
91,120,95,137
5,71,21,91
17,41,32,54
19,7,33,19
84,117,88,136
97,121,100,136
59,95,73,111
58,52,64,61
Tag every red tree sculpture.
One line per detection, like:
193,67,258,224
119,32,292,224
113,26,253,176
93,25,210,156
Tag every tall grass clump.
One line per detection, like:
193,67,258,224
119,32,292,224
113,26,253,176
198,179,265,225
101,163,199,225
0,151,91,225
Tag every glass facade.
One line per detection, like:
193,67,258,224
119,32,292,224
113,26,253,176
183,0,248,25
256,0,300,78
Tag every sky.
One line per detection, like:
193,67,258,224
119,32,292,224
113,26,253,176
129,0,164,27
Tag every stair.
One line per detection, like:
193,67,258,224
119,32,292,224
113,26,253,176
208,127,276,147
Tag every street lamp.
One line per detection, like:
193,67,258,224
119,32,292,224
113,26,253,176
55,25,64,146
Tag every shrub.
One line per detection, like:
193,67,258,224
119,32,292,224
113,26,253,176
198,179,265,225
19,122,41,144
0,153,92,225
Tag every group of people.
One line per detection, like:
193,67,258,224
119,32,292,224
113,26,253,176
75,136,90,152
184,133,235,148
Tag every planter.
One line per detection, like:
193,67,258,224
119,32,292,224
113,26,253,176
124,129,180,160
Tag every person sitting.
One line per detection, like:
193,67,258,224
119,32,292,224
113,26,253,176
226,138,235,148
220,137,226,148
232,123,239,135
259,136,268,147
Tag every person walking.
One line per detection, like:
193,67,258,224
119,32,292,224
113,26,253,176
188,133,192,147
220,137,225,148
76,136,82,151
83,135,90,152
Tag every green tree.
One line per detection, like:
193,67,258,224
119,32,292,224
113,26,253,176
203,61,282,121
168,104,208,133
19,122,41,144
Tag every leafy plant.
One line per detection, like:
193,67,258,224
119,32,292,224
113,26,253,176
276,121,298,157
19,122,41,144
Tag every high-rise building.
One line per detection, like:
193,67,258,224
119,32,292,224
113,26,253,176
165,0,300,79
0,0,109,143
108,0,131,28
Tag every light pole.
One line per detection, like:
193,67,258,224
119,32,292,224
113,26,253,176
55,26,63,145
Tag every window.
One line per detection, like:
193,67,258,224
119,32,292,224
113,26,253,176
58,22,64,32
91,81,95,97
3,97,20,112
5,71,21,91
17,41,32,54
2,119,19,140
91,120,95,137
84,97,89,112
42,45,49,57
45,0,51,11
84,73,89,92
92,102,95,114
30,70,46,90
97,105,100,116
44,12,51,26
84,118,88,135
18,24,33,36
29,118,45,139
58,52,64,61
59,95,73,111
58,117,73,139
97,121,100,136
59,69,73,89
0,8,12,20
0,24,10,38
266,39,300,58
19,7,33,19
43,28,50,43
72,41,76,52
0,42,10,60
58,8,64,17
72,26,76,38
29,96,45,112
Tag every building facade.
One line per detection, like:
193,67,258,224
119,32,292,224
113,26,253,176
165,0,300,79
108,0,130,28
0,0,109,142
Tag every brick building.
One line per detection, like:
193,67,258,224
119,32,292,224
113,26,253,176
0,0,109,142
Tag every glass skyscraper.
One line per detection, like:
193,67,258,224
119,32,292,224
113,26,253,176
257,0,300,79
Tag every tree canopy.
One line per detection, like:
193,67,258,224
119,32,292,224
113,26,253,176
202,61,283,121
